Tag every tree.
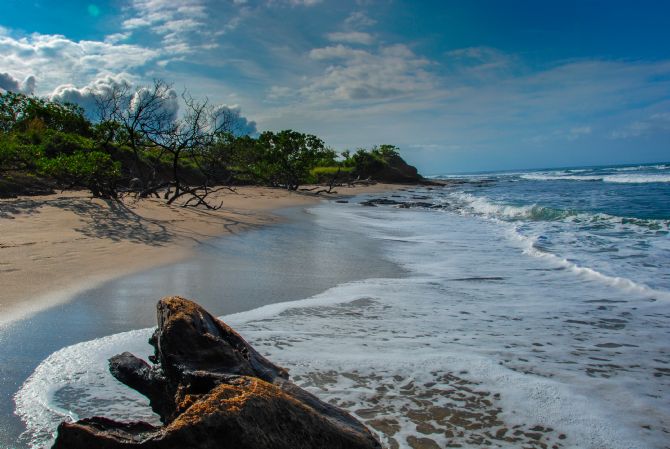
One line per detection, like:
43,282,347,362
0,91,91,135
139,91,231,204
94,79,176,190
0,91,119,198
255,130,332,190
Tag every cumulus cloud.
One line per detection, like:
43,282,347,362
0,32,158,94
22,75,37,94
0,72,36,94
50,75,134,119
130,85,180,123
0,72,21,92
213,104,257,136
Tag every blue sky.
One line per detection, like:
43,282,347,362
1,0,669,174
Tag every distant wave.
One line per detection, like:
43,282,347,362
604,174,670,183
521,173,670,183
444,191,670,300
430,164,669,181
446,192,669,229
611,164,669,172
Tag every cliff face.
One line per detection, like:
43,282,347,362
353,152,423,183
52,296,381,449
372,154,422,183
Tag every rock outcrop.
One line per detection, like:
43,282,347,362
372,153,422,183
52,296,381,449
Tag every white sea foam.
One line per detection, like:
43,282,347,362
444,191,670,298
520,173,670,183
446,190,667,228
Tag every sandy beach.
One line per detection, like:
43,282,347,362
0,184,398,326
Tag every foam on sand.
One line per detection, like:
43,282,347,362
15,199,670,449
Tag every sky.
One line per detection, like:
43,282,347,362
1,0,669,174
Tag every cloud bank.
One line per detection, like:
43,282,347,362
0,72,35,94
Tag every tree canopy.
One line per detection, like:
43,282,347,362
0,82,419,200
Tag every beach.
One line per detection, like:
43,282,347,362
3,166,670,449
0,183,404,448
0,184,397,326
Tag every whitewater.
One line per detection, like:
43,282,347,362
14,163,670,449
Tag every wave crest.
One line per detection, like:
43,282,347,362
520,173,670,183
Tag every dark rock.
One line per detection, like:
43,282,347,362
52,296,381,449
360,198,403,207
335,200,349,203
370,198,403,205
396,202,437,209
371,154,422,183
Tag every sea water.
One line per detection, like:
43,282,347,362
14,163,670,448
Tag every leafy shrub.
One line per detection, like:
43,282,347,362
0,135,42,171
309,166,353,183
40,130,94,157
37,151,121,197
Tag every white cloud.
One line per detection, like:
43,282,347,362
122,0,219,54
50,74,134,119
611,113,670,139
213,104,258,136
309,44,368,60
327,31,374,45
267,85,293,100
130,85,180,123
104,32,131,44
293,43,435,102
0,72,36,94
343,11,376,29
288,0,323,5
0,32,159,94
0,73,21,92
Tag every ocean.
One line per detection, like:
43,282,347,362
11,163,670,448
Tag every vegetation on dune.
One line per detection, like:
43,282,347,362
0,80,421,202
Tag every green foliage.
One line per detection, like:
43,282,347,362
0,91,91,135
374,144,400,159
252,130,333,190
343,144,402,178
0,134,42,171
0,86,412,198
40,130,94,157
351,149,385,176
309,166,353,183
37,151,121,197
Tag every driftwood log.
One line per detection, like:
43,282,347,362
52,296,381,449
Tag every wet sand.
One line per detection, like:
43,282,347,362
0,184,398,326
0,190,404,448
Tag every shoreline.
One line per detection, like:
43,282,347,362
0,183,401,326
2,189,406,448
